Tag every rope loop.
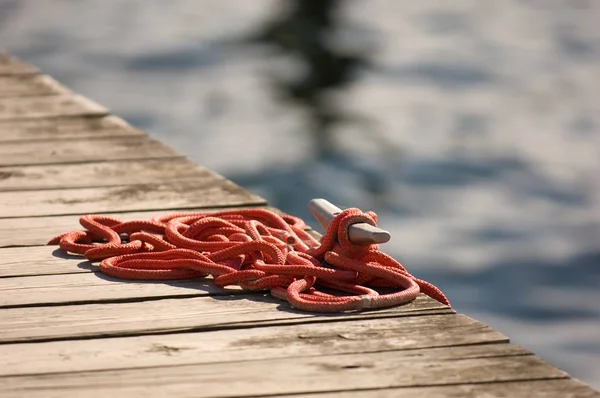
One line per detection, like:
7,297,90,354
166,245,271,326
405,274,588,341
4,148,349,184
49,208,450,312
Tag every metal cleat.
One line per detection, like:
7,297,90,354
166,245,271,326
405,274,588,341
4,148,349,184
308,198,391,246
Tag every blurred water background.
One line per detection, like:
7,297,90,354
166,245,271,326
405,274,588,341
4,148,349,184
1,0,599,388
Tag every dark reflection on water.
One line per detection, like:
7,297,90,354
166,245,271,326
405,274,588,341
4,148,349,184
378,61,499,88
125,44,221,72
248,0,371,159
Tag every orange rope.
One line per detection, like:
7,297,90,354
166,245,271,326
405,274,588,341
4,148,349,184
49,208,450,312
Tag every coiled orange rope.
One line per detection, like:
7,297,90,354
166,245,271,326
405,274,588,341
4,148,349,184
49,208,449,312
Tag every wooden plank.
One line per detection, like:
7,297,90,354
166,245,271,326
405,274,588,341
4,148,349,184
0,75,69,97
0,294,451,343
0,53,37,75
0,158,211,191
285,379,600,398
0,207,273,248
0,345,567,398
0,272,244,307
0,136,179,166
0,115,143,142
0,178,266,218
0,246,72,277
0,95,107,120
0,206,277,273
0,313,506,376
0,269,455,309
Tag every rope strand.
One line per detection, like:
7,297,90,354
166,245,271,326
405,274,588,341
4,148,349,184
49,208,450,312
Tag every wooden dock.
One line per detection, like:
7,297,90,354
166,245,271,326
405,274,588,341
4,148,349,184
1,52,599,398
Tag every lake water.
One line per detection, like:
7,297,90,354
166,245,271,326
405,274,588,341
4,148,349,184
2,0,599,388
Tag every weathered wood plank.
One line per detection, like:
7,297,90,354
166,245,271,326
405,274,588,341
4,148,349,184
0,246,71,277
0,95,107,120
0,345,567,398
0,115,143,142
0,158,211,191
0,53,37,75
0,294,451,343
286,379,600,398
0,75,69,97
0,270,453,310
0,272,243,307
0,207,277,274
0,207,273,248
0,313,506,376
0,179,266,218
0,136,179,166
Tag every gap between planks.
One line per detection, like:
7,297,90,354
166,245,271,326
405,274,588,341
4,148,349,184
0,344,568,398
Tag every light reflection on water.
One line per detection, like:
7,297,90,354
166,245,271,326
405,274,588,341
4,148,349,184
1,0,599,388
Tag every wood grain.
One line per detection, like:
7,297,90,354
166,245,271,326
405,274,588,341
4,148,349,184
0,207,272,248
0,246,72,277
0,53,37,75
0,344,567,398
0,272,244,307
0,75,69,97
0,267,451,308
284,379,600,398
0,136,179,166
0,294,451,343
0,178,266,218
0,158,210,191
0,313,506,375
0,95,107,120
0,115,143,142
